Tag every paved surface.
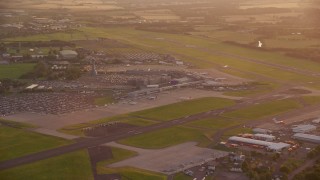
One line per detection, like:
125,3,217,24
107,142,228,175
32,128,79,140
105,142,151,154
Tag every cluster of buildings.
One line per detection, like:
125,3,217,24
228,134,290,152
226,120,320,154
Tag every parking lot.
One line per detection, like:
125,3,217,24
0,92,96,116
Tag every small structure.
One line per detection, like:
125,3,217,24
25,84,38,90
253,128,272,134
253,134,276,142
228,136,290,152
59,50,78,59
292,124,316,133
48,61,70,70
292,133,320,144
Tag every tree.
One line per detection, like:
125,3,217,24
280,166,290,174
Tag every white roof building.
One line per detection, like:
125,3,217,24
253,128,272,134
253,134,276,142
292,124,316,133
228,136,290,152
292,133,320,144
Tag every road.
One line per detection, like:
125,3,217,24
1,85,319,171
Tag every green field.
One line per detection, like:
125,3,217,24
223,98,302,120
0,124,69,162
0,150,93,180
187,117,241,130
118,126,210,149
130,97,235,121
0,63,35,79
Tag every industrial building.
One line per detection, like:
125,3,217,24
59,50,78,59
253,128,272,134
291,124,316,133
228,136,290,152
253,134,276,142
292,133,320,144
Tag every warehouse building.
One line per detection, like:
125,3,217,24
292,133,320,144
292,124,316,133
228,136,290,152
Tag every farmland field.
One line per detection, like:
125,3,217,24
0,63,35,79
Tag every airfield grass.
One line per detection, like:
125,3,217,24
0,124,69,162
0,150,94,180
187,117,241,131
223,98,302,120
0,63,35,79
118,126,210,149
130,97,235,121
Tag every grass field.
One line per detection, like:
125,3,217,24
0,63,35,79
0,150,93,180
0,123,69,162
187,117,241,130
130,97,235,121
118,126,210,149
223,98,302,120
